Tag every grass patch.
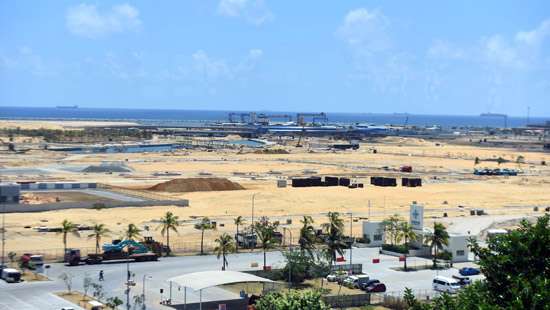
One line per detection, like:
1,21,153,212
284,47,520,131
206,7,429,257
21,271,49,282
55,291,112,310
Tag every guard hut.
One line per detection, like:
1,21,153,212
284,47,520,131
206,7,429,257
167,270,274,310
0,182,20,204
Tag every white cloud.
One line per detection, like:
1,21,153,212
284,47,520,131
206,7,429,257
191,48,263,82
66,3,141,38
428,18,550,70
337,8,391,53
192,50,233,80
217,0,273,26
337,8,411,94
0,46,58,76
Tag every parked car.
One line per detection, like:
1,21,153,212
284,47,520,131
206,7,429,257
365,283,387,293
459,267,480,276
1,268,21,283
452,274,472,286
326,270,347,283
433,276,461,293
360,279,380,290
342,276,358,288
352,275,370,289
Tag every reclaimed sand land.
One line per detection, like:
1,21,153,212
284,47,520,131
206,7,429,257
1,133,550,254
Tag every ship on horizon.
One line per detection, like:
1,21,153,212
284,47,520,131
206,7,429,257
56,105,79,109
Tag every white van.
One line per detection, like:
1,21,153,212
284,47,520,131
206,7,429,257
1,268,22,283
433,276,461,293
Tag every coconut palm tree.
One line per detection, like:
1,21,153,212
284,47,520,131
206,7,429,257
59,219,79,256
234,216,246,253
214,233,235,270
321,212,346,266
298,216,316,257
88,224,110,254
158,212,179,256
425,222,449,269
125,223,141,241
397,222,417,271
254,219,279,270
194,217,215,255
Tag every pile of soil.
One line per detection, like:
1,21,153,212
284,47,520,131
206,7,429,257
82,164,132,173
148,178,245,193
253,149,290,154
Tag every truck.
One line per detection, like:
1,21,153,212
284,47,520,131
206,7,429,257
66,238,159,266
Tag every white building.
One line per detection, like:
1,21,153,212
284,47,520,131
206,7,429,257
443,234,470,263
362,221,385,247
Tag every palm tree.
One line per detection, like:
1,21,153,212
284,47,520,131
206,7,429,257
321,212,346,266
194,217,215,255
158,212,179,256
425,222,449,269
59,219,79,256
254,219,279,270
125,223,141,241
397,222,417,271
234,216,246,253
88,224,110,254
214,233,235,270
298,216,316,257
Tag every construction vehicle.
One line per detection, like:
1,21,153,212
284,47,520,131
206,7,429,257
235,232,258,249
65,239,159,266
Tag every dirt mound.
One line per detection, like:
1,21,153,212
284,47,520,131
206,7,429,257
253,149,290,154
82,164,132,173
148,178,245,193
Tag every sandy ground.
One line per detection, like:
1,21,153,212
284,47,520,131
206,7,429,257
1,135,549,253
0,120,138,130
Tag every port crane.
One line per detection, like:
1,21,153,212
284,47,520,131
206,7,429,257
296,112,328,126
228,112,257,124
256,113,292,125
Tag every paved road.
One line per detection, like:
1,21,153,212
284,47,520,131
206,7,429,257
0,248,482,310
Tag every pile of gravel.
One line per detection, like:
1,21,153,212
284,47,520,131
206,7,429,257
82,163,132,173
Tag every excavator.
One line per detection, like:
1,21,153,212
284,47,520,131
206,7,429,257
66,238,160,266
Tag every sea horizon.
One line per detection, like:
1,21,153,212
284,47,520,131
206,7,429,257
1,106,548,128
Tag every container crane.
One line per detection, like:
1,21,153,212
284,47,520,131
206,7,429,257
296,112,328,126
256,114,292,125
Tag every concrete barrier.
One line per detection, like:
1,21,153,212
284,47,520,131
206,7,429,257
0,199,189,213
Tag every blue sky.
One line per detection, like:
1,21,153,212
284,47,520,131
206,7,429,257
1,1,549,116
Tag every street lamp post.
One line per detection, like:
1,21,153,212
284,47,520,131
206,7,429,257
1,203,5,267
126,259,132,310
142,274,152,310
347,212,353,275
251,193,256,227
283,227,293,291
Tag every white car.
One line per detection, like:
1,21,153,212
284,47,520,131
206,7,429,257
433,276,461,294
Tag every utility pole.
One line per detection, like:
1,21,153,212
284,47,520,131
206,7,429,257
1,203,5,267
142,274,151,310
284,227,293,291
126,260,131,310
349,212,353,275
251,193,256,227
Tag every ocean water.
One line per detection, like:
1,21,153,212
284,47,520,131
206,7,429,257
1,106,547,128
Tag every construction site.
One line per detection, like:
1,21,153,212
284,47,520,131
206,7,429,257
0,115,549,260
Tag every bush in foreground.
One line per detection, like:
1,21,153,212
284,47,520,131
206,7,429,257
255,290,329,310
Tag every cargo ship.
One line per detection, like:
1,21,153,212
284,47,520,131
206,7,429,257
56,105,79,109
